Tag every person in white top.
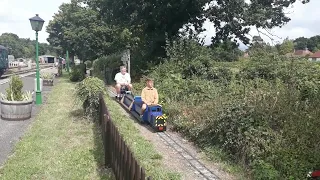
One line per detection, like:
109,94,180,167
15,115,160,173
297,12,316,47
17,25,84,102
114,66,132,97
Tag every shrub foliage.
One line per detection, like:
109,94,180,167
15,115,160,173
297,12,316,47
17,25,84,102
75,76,106,119
6,75,24,101
70,64,86,82
132,38,320,179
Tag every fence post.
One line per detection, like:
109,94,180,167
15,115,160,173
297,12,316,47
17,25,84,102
135,160,141,180
111,122,115,169
103,65,107,85
99,96,153,179
141,168,145,180
119,137,124,180
117,129,121,179
98,94,102,126
104,114,111,168
124,144,129,179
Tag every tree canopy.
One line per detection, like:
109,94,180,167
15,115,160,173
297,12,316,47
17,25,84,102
46,0,311,68
294,35,320,52
0,33,55,59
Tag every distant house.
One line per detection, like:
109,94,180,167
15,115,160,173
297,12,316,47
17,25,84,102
285,48,313,57
308,51,320,62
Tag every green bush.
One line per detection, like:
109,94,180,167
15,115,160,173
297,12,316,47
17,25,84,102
70,64,85,82
136,39,320,179
6,75,23,101
92,54,122,83
75,76,106,119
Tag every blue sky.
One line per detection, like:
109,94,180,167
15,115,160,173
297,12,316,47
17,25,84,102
0,0,318,50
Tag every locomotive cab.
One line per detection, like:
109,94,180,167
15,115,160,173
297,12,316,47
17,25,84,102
130,96,166,132
148,105,166,132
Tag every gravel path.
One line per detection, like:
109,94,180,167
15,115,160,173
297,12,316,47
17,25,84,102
0,68,57,167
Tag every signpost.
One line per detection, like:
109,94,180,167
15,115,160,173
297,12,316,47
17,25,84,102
121,45,131,74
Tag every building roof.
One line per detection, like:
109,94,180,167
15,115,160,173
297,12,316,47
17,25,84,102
309,51,320,58
293,49,312,56
39,55,55,57
285,49,313,57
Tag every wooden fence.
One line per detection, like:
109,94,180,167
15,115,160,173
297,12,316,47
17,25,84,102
98,94,152,180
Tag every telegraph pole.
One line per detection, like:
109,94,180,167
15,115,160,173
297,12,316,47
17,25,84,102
126,45,131,74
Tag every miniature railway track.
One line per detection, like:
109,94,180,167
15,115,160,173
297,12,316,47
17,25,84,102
0,65,53,79
157,132,220,180
106,86,220,180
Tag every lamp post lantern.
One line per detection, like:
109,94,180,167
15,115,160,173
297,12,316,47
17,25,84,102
29,14,45,105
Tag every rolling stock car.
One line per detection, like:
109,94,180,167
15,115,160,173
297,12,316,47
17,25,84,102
0,45,9,77
115,86,167,132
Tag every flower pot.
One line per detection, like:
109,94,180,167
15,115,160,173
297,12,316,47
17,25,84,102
0,99,33,121
43,79,54,86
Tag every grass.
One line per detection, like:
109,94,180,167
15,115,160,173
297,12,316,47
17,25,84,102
201,146,249,180
0,77,114,180
103,95,181,180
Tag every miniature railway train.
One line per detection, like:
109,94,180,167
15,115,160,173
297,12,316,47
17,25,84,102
112,86,167,132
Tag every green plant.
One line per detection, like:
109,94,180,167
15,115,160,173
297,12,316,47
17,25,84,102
0,75,33,101
70,65,85,82
6,75,23,101
75,76,106,119
40,72,54,80
136,39,320,179
21,91,33,101
92,54,122,83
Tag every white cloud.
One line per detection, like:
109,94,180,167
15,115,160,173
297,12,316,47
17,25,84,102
0,0,70,43
0,0,318,48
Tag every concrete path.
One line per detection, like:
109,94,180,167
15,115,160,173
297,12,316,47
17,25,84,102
0,67,58,166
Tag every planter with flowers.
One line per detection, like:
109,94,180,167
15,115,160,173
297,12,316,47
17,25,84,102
41,72,54,86
0,75,33,120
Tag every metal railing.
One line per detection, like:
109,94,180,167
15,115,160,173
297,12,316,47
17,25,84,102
99,94,152,180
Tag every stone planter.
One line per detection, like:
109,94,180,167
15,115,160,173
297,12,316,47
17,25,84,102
0,99,33,121
43,79,54,86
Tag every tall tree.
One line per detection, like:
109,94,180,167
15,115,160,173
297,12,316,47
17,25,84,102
293,37,309,50
46,0,135,61
87,0,310,59
210,38,243,62
0,33,54,58
278,37,294,55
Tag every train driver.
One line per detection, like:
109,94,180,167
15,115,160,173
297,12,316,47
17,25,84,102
140,77,159,116
114,66,132,98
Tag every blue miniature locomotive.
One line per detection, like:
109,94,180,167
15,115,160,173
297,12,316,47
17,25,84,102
116,86,167,132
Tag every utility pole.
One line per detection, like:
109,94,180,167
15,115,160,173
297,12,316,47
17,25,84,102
66,50,70,73
126,45,131,74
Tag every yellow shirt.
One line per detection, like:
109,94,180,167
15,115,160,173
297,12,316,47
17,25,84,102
141,87,159,104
